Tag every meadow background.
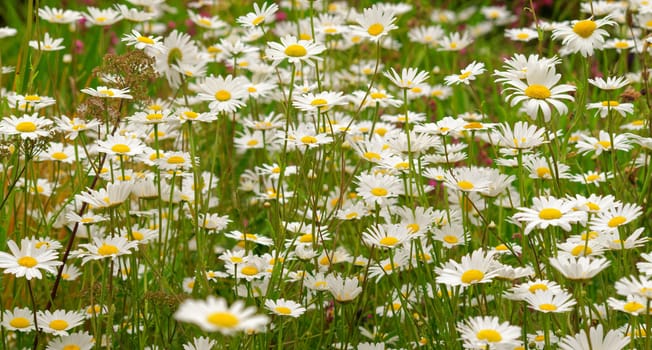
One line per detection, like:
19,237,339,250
0,0,650,349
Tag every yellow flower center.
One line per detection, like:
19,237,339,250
274,306,292,315
24,95,41,101
536,167,551,178
367,23,384,36
516,33,530,40
608,215,627,228
345,212,358,219
476,329,502,342
63,345,81,350
458,71,472,80
146,113,163,121
9,317,31,328
363,152,381,161
529,283,548,293
495,244,508,251
379,236,399,246
586,174,600,182
370,187,388,196
299,234,313,243
394,162,409,170
443,235,459,244
131,231,144,240
632,120,645,126
586,202,600,211
461,269,484,284
207,312,239,328
230,256,243,263
573,19,597,38
284,44,307,57
596,140,611,149
524,84,551,99
407,223,419,233
247,87,257,93
241,266,258,275
18,256,37,267
464,122,483,129
98,244,119,256
51,152,69,160
601,100,619,107
252,15,265,26
571,245,592,256
247,139,259,146
99,89,114,97
137,36,154,44
539,303,558,312
624,301,645,313
167,155,185,164
16,121,37,133
198,18,212,27
539,208,562,220
49,319,69,331
96,17,107,23
370,92,387,99
111,144,131,154
215,90,231,101
614,41,629,49
310,98,328,106
300,135,318,144
457,181,474,190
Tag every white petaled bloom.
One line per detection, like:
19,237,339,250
442,167,491,193
438,32,473,51
457,316,521,350
199,213,231,231
384,67,429,90
588,75,629,90
45,331,94,350
80,86,133,99
0,113,53,140
287,125,333,149
512,196,587,235
493,121,547,150
2,307,36,332
174,296,269,334
183,337,217,350
435,249,499,287
505,27,539,42
362,224,411,249
96,135,146,157
154,30,202,88
444,61,486,86
502,61,575,121
122,30,164,53
356,173,403,206
237,2,278,28
607,295,650,316
38,6,82,24
77,236,139,265
552,16,616,57
432,223,467,248
197,75,248,113
0,27,17,38
549,256,610,280
327,274,362,303
586,100,633,118
524,289,576,313
114,4,156,22
637,253,652,276
558,325,629,350
349,4,398,42
156,152,195,171
589,202,642,234
264,299,306,318
29,32,65,51
265,35,326,67
83,7,122,26
37,310,85,336
575,131,632,156
188,11,226,30
0,240,61,280
75,181,133,209
293,91,347,113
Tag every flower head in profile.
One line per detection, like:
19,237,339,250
558,324,628,350
327,274,362,303
237,2,278,28
264,298,306,318
384,67,429,89
174,296,269,334
444,61,486,86
29,32,65,51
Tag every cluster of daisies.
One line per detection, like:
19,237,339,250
1,0,652,349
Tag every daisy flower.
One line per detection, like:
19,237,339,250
114,4,157,22
502,61,575,121
122,30,164,53
80,86,133,99
0,113,53,140
432,223,467,248
588,75,629,90
408,25,444,47
153,30,202,88
589,202,642,234
0,240,61,280
356,173,403,206
493,121,547,150
607,295,649,316
586,100,633,118
457,316,521,350
327,274,363,303
265,35,326,67
524,289,576,313
2,307,36,332
287,125,333,149
549,255,610,280
575,131,632,156
174,296,269,334
349,4,398,42
38,6,82,24
77,236,139,265
505,27,539,42
552,16,616,57
362,224,411,249
512,196,587,235
264,299,306,318
438,32,473,51
96,135,146,157
444,61,486,86
384,67,429,90
237,2,278,28
183,337,217,350
197,75,248,113
558,325,628,350
28,32,65,51
435,249,499,287
83,7,122,26
293,91,347,113
37,310,85,336
45,331,95,350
